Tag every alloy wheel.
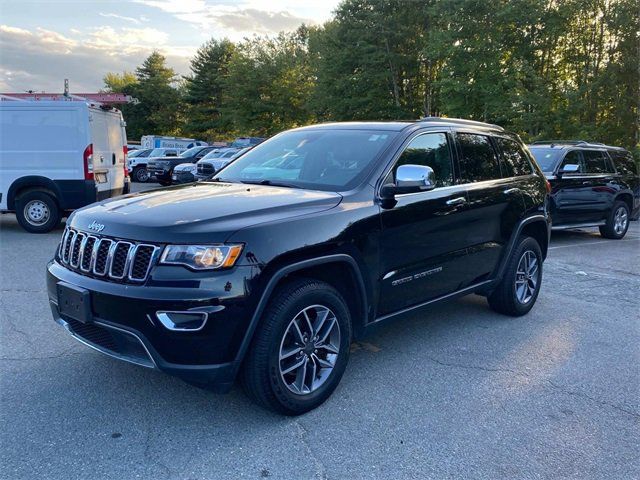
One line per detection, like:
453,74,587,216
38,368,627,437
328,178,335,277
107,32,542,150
24,200,50,226
514,250,539,304
136,168,150,182
613,206,628,235
278,304,341,395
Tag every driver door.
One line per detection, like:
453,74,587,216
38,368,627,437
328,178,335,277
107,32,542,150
378,131,471,316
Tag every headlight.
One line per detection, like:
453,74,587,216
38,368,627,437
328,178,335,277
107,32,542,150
160,244,243,270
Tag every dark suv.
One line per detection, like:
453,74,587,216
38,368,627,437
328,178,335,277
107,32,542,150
528,141,639,238
47,118,551,414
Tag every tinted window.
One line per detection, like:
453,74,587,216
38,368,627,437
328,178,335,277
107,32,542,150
496,138,533,176
457,133,500,182
215,129,397,191
559,150,584,173
393,133,453,187
609,151,637,176
583,150,613,174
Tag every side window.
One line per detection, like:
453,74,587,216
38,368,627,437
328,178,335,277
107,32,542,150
559,151,584,173
611,151,638,175
392,132,453,187
456,133,501,182
583,150,613,174
495,137,534,177
166,150,177,157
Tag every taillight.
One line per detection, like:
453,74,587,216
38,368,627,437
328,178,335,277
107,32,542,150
83,144,94,180
545,179,551,193
123,145,129,177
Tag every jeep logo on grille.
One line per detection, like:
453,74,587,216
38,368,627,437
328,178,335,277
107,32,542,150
88,220,105,233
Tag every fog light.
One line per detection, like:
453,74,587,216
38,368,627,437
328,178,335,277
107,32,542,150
156,311,208,332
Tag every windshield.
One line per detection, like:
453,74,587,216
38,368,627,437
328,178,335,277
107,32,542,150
202,149,230,160
179,146,204,158
529,148,564,172
213,129,397,191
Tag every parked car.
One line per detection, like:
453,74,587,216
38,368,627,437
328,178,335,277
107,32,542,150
194,148,241,180
127,148,152,159
129,147,182,183
0,99,130,233
230,136,265,148
194,147,251,180
171,162,198,184
528,141,639,238
47,118,551,414
147,145,217,186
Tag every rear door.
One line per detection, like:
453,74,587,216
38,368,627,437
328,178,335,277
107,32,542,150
89,108,125,198
454,132,524,285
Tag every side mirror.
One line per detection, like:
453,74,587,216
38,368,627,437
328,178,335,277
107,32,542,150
558,163,580,176
395,164,436,193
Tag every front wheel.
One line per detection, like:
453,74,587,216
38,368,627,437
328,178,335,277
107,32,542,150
132,166,150,183
599,201,629,239
241,279,352,415
15,190,61,233
488,236,543,316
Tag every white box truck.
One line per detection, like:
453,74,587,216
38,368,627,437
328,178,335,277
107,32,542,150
140,135,207,150
0,97,130,232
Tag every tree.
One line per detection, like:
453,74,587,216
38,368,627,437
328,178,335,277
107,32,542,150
183,39,235,139
222,27,315,136
105,51,184,140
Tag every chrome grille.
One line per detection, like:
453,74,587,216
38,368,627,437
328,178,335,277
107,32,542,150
57,228,159,283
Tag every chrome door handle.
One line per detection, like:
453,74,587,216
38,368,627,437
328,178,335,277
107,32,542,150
446,197,467,206
503,188,519,194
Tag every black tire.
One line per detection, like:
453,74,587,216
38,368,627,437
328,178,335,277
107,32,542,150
15,190,61,233
488,236,543,316
241,278,352,415
132,166,149,183
599,201,630,239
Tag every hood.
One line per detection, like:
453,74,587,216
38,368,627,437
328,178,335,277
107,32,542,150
68,182,342,243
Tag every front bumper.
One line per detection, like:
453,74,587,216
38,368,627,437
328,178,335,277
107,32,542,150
47,260,257,392
147,168,170,182
172,172,195,184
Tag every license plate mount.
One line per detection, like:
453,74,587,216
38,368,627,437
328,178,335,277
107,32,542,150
57,282,92,324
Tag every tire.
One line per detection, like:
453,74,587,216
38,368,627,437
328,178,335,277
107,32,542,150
488,236,543,316
599,201,630,239
15,190,61,233
133,166,149,183
241,278,352,415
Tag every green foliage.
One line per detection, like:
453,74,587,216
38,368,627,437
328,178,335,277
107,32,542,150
184,39,235,139
104,1,639,151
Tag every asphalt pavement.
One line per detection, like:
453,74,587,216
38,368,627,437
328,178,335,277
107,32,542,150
1,187,638,479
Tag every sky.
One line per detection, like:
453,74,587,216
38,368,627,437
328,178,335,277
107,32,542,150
0,0,340,93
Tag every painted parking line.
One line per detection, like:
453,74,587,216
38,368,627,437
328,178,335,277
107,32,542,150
549,237,640,250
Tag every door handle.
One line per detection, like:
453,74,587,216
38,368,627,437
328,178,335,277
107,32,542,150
446,197,467,206
582,181,591,185
503,188,519,194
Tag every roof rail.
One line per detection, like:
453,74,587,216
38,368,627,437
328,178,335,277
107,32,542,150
530,140,610,147
419,116,504,131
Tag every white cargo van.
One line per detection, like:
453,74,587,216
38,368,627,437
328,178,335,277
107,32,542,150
0,100,130,232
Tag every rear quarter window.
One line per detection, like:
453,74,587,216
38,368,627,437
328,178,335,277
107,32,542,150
495,137,534,177
610,151,638,176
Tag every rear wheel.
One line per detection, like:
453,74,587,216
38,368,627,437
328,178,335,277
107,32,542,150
15,190,61,233
241,279,352,415
488,236,543,316
599,201,629,239
133,166,150,183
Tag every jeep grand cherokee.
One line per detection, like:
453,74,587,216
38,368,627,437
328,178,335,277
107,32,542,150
47,118,551,415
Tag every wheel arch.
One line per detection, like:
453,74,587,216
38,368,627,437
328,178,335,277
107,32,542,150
615,192,633,213
494,214,550,282
232,254,368,376
7,176,61,211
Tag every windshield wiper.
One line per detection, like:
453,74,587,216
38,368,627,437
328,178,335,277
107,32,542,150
240,179,301,189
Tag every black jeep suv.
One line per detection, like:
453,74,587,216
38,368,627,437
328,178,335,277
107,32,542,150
47,118,551,414
528,141,639,238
